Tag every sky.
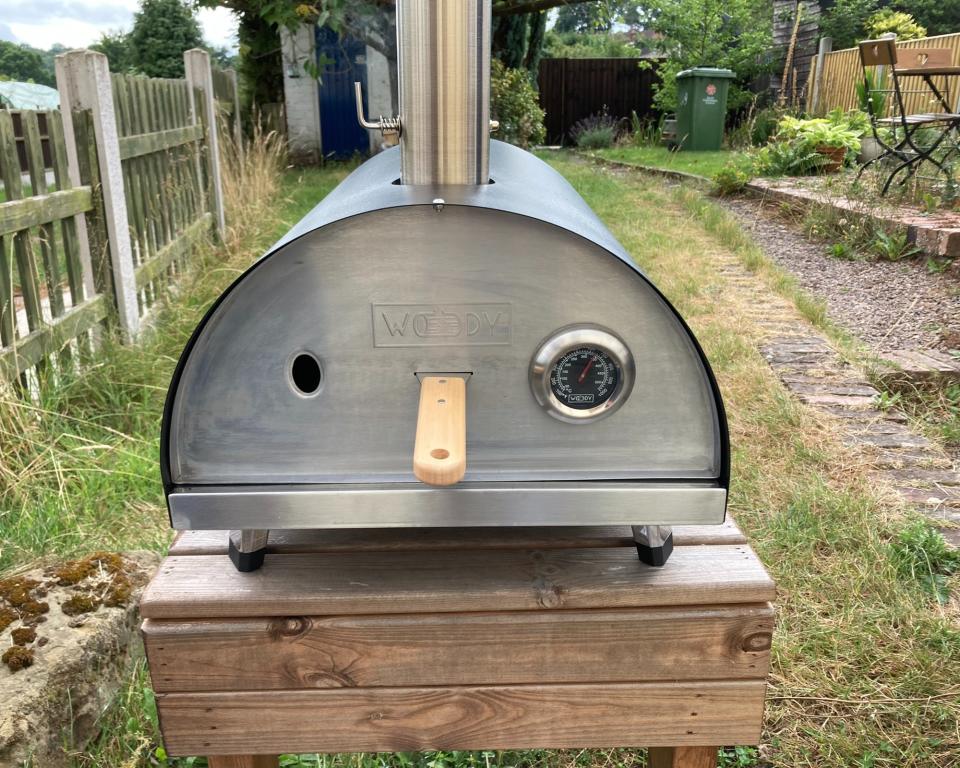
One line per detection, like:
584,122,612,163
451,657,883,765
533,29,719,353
0,0,239,52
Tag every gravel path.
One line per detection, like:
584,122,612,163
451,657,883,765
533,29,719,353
717,196,960,354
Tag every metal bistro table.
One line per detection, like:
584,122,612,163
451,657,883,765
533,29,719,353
857,39,960,194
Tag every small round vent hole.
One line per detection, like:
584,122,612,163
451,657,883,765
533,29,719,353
431,449,450,460
291,353,322,395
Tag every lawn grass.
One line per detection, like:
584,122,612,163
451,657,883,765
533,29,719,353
0,160,353,572
4,150,959,767
585,145,747,180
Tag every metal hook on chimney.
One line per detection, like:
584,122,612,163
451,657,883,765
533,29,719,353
354,82,402,137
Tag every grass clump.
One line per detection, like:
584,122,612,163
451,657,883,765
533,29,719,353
889,518,960,604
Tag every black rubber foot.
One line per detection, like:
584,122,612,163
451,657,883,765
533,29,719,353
229,539,266,572
636,532,674,567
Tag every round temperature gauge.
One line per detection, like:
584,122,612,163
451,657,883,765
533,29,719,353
530,325,635,423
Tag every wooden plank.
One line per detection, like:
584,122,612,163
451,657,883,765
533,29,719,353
649,746,718,768
208,758,278,768
0,234,13,347
0,110,43,334
0,188,93,236
0,295,108,380
168,520,748,556
156,681,766,755
143,603,773,692
140,545,775,619
135,213,210,289
47,113,87,312
23,111,65,319
118,123,203,161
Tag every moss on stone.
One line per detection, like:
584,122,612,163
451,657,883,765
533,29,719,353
19,601,49,619
53,551,125,586
0,606,15,633
61,594,100,616
2,645,34,672
10,627,36,646
0,577,41,608
103,574,133,607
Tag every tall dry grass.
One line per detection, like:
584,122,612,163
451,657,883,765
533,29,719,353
0,127,291,572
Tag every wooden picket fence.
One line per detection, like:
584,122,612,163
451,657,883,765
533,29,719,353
0,109,102,383
0,48,238,388
807,32,960,114
112,73,211,316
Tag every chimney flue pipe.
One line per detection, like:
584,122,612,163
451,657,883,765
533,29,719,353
397,0,492,186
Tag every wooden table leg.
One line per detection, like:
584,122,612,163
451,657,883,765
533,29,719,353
208,756,279,768
648,746,718,768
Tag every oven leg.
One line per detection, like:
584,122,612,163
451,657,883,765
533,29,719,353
228,529,269,572
632,525,674,567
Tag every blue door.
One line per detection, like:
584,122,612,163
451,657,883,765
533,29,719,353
316,27,369,157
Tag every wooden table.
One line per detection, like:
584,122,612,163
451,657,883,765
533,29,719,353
140,521,775,768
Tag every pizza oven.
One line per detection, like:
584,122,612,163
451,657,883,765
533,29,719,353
160,0,729,571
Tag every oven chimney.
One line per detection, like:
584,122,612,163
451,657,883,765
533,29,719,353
396,0,492,186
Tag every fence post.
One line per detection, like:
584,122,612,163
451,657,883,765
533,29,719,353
55,49,140,339
227,67,243,153
809,37,832,115
184,48,225,238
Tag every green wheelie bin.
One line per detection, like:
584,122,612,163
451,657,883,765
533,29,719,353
674,67,734,151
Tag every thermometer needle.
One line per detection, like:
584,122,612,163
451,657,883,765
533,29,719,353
578,356,596,384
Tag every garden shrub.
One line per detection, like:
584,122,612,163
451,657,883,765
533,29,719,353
490,59,546,149
865,9,927,40
570,109,619,149
755,109,864,176
712,161,754,195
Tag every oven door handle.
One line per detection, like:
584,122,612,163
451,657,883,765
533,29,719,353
413,375,467,486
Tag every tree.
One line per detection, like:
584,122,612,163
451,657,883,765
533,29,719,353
0,41,53,85
820,0,960,49
207,45,238,69
644,0,772,112
128,0,204,78
492,11,547,75
91,31,132,73
198,0,607,113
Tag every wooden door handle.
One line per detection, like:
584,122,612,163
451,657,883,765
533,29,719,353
413,376,466,486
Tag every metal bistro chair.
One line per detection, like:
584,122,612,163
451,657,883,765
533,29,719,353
857,38,960,194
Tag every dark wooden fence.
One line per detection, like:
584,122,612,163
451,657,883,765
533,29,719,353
537,58,661,145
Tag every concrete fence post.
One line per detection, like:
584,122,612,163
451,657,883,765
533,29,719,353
55,49,140,339
184,48,225,238
810,36,832,115
227,67,243,154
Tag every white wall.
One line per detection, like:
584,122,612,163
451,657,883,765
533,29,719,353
281,24,322,164
365,45,395,154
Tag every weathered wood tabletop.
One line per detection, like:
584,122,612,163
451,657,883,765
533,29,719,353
141,521,775,768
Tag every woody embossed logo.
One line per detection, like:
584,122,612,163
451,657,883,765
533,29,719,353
372,304,512,347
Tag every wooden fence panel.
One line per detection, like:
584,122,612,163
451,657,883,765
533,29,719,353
212,65,242,150
111,73,212,317
810,32,960,114
0,109,105,383
1,49,235,387
537,58,660,145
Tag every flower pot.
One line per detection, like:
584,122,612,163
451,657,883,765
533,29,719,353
815,145,846,173
858,136,882,163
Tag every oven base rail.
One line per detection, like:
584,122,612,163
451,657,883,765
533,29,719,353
168,482,727,531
